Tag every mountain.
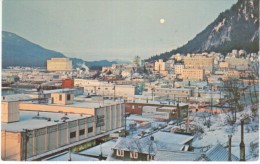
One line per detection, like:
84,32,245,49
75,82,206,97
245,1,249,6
70,58,117,69
148,0,259,61
2,31,65,68
2,31,118,69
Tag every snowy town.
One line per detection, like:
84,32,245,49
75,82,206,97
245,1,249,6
2,49,259,161
1,0,259,162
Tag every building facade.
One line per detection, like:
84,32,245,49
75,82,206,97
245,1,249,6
181,69,205,81
1,93,125,161
47,58,72,71
183,56,214,69
74,79,136,98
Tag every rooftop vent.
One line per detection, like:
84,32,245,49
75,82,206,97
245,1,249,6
32,116,50,121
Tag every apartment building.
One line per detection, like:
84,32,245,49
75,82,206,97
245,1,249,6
225,58,250,69
174,64,184,75
47,58,72,71
183,56,214,73
181,69,205,81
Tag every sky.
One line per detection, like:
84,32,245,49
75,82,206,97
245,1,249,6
2,0,237,61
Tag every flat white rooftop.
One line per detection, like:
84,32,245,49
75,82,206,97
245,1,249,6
2,110,91,132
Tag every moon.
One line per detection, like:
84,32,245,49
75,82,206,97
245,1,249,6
160,18,165,24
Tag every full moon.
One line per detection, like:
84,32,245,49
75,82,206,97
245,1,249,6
160,18,165,24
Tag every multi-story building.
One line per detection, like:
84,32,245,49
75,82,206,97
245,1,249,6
165,60,174,70
154,59,166,71
225,58,250,69
74,79,136,98
181,68,205,81
1,93,124,161
47,58,72,72
154,88,192,99
183,56,214,72
174,64,184,75
219,62,229,69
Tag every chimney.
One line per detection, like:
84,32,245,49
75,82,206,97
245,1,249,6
228,135,232,161
240,120,245,161
150,136,154,141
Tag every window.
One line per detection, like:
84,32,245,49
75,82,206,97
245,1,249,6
79,129,85,136
88,127,93,133
147,155,154,160
130,152,138,159
116,149,124,157
59,95,62,101
70,131,76,139
67,94,71,100
132,105,135,109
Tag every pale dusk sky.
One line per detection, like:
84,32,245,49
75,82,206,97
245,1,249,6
3,0,237,61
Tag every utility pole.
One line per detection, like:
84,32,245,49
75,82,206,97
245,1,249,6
113,85,116,102
99,143,103,160
228,135,232,161
68,148,71,161
240,120,245,161
125,113,127,137
210,90,213,115
177,103,179,126
23,129,29,161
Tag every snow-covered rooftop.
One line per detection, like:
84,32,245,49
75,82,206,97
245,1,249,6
2,110,91,132
151,131,194,145
204,143,239,161
45,151,98,161
155,150,202,161
2,94,34,101
80,139,117,157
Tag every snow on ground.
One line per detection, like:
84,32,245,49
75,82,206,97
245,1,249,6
192,106,259,161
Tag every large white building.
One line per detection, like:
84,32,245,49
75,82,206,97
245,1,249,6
74,79,136,98
47,58,72,71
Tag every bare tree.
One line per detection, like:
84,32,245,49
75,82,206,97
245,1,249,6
222,77,245,123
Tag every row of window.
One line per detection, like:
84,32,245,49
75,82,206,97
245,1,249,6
69,127,93,139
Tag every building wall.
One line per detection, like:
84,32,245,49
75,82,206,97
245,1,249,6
125,102,188,118
74,79,136,98
182,69,205,80
174,64,184,75
51,93,74,105
1,101,20,123
183,56,214,69
62,79,74,89
225,58,249,67
219,62,229,68
47,58,72,71
1,131,22,160
154,59,166,71
3,102,125,161
19,103,95,115
154,88,192,98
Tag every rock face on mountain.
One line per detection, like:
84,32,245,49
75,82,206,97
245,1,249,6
2,31,65,68
148,0,259,61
